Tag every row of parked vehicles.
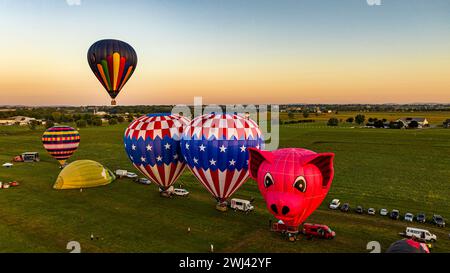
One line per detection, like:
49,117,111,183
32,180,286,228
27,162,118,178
329,199,446,227
115,169,190,196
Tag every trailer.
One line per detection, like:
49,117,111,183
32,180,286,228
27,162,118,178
13,152,40,163
230,198,254,212
271,221,300,241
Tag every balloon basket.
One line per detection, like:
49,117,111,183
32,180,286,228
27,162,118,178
111,100,117,106
215,202,228,212
160,190,173,198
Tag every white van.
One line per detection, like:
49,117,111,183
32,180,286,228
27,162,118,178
230,198,254,212
405,227,437,242
173,188,189,197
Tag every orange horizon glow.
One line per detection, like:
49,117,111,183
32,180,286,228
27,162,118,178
1,1,450,106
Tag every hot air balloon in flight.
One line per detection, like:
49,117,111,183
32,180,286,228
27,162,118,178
181,113,264,211
124,113,191,197
87,39,138,105
42,126,80,168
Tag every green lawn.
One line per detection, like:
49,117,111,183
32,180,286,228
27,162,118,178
0,123,449,253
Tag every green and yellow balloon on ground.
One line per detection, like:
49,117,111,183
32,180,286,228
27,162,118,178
54,160,116,190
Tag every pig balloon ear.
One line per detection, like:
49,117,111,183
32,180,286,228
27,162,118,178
248,148,273,179
306,153,335,188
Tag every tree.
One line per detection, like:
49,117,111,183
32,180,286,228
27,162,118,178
28,120,39,130
327,118,339,126
45,120,55,129
93,118,103,127
408,120,419,129
127,114,134,122
389,121,403,129
288,111,295,119
76,119,87,128
355,114,365,125
117,116,125,123
51,112,62,122
109,118,118,125
444,119,450,128
302,110,309,119
374,120,384,128
346,117,354,123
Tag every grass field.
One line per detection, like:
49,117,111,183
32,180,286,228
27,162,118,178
0,120,449,253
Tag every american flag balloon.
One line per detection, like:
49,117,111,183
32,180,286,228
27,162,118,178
181,113,264,203
124,114,191,190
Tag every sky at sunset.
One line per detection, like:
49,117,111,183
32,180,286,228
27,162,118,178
0,0,450,106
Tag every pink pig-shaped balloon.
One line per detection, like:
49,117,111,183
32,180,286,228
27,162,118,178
249,148,335,227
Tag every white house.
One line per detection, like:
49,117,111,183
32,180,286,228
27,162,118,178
94,111,108,116
397,117,429,128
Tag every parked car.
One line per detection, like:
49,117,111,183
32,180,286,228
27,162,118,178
405,227,437,242
329,199,341,210
367,208,376,215
355,206,364,214
390,210,400,220
135,178,151,185
173,188,190,197
126,172,138,179
380,208,389,216
115,169,128,178
340,203,350,212
302,223,336,239
230,198,254,212
404,213,414,222
431,215,446,227
416,213,426,223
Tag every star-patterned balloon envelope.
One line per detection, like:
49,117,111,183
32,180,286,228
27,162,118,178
181,113,264,206
124,113,191,192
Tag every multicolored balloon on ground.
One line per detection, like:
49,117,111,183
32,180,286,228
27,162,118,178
42,126,80,167
181,113,264,210
124,114,190,195
248,148,334,227
87,39,138,105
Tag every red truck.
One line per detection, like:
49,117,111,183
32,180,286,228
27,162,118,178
302,223,336,239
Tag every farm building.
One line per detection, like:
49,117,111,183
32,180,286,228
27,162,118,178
0,116,43,126
0,119,16,126
397,117,429,128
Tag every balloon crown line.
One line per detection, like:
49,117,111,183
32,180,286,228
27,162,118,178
143,112,250,119
146,113,172,117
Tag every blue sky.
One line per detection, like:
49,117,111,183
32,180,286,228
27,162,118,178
1,0,450,105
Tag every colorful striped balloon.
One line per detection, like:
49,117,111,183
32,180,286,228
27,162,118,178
87,39,138,105
42,126,80,167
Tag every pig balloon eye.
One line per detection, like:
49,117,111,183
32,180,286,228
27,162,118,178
264,173,274,188
293,176,307,193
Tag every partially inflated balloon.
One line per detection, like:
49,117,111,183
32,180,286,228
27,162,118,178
42,126,80,167
181,113,264,208
87,39,138,105
124,114,191,193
